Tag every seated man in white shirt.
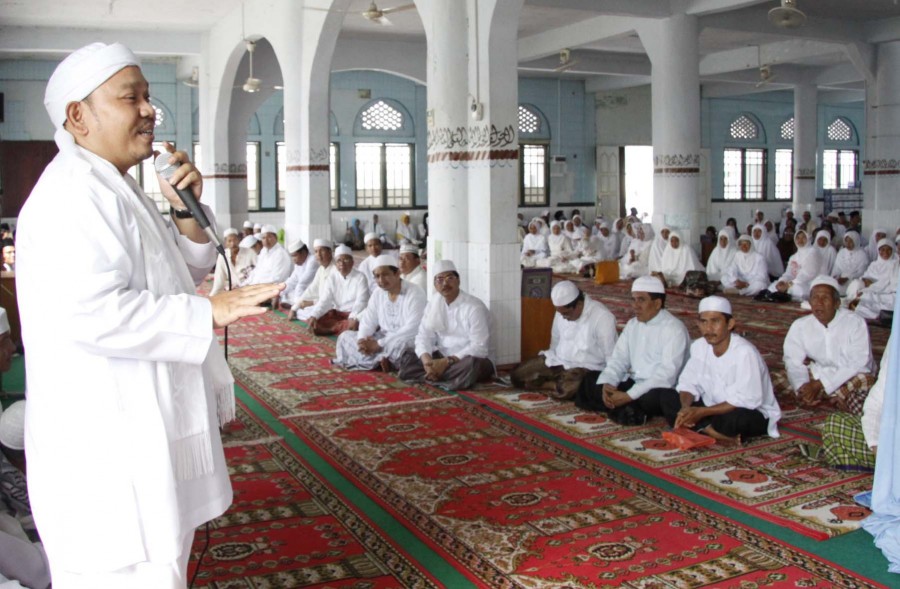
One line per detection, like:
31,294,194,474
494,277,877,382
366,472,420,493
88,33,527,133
334,254,426,372
399,243,427,291
276,238,319,311
575,276,690,425
783,275,876,415
510,281,617,400
288,239,335,321
246,224,293,285
304,245,369,336
397,260,494,390
241,220,254,238
235,234,262,286
356,232,398,294
209,228,241,296
643,296,782,445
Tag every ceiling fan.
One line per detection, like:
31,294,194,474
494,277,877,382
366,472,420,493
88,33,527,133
768,0,806,29
181,66,199,88
755,64,777,88
304,2,415,26
554,48,579,73
241,39,261,93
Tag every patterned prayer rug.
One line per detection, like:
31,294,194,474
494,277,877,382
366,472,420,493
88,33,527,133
187,401,441,589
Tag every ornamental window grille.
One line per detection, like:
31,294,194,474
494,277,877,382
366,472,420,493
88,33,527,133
153,105,164,127
361,100,403,131
518,106,541,134
729,115,759,140
780,118,794,141
827,118,852,142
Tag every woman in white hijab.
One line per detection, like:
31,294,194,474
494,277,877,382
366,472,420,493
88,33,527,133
617,221,636,260
537,221,577,273
766,229,822,301
619,223,652,279
831,231,869,296
658,231,703,287
721,235,770,296
647,226,671,274
848,238,899,319
814,230,837,275
865,228,889,262
752,223,785,278
520,220,550,268
705,229,737,282
610,218,625,253
764,220,778,244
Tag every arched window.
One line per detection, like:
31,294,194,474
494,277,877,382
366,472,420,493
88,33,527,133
723,113,766,201
518,104,550,206
774,117,795,201
353,99,415,209
823,117,858,190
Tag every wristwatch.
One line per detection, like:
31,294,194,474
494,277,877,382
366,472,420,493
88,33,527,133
170,206,193,219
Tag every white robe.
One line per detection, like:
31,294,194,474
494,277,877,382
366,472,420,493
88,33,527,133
647,230,670,274
596,309,690,399
831,235,869,295
784,309,875,395
705,230,737,282
521,233,550,268
334,281,426,370
659,232,703,287
768,238,821,300
305,268,369,320
210,247,257,296
862,334,892,448
16,139,230,573
540,297,617,371
415,290,491,360
292,263,335,313
280,256,320,307
814,231,837,275
401,265,428,292
752,224,784,277
848,252,899,319
247,242,293,285
396,222,420,245
720,250,769,296
677,334,781,438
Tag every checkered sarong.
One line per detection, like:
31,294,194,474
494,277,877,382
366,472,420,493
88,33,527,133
821,412,876,470
775,369,874,416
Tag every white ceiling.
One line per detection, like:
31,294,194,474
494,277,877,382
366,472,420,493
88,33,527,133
1,0,899,101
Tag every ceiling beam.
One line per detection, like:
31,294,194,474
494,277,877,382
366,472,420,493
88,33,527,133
523,0,669,18
699,39,844,76
518,15,646,61
863,16,900,44
843,41,875,85
701,81,792,98
520,51,651,77
0,26,201,57
684,0,769,16
815,62,864,86
699,9,867,45
585,75,650,92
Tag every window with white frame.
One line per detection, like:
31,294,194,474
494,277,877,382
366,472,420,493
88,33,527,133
330,142,339,209
192,142,260,211
518,104,548,206
774,148,793,201
354,142,414,209
276,141,287,210
823,117,858,190
723,148,766,200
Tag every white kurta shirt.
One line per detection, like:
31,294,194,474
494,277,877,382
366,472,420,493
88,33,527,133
862,334,892,448
596,309,690,399
16,141,231,573
415,290,491,359
308,268,369,320
677,334,781,438
541,297,617,371
281,256,320,306
357,252,399,294
210,247,257,296
402,265,427,292
357,281,426,350
293,263,335,310
248,242,293,285
784,309,875,395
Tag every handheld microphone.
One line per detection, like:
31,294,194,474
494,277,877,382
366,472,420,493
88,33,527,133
154,153,225,255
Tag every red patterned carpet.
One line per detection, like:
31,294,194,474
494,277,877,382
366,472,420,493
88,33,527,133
218,311,890,587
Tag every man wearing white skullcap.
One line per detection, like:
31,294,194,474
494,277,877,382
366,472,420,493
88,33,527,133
276,238,320,311
289,239,336,321
398,243,427,292
575,276,690,425
16,42,284,586
334,254,426,371
209,228,252,296
246,225,293,286
300,245,369,336
397,260,494,390
242,220,254,237
643,296,781,445
783,275,875,415
253,222,263,235
510,281,617,400
356,232,398,295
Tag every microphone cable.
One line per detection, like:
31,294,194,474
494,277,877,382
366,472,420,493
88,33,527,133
189,522,211,589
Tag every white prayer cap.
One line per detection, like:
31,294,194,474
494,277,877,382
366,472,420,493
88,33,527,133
239,235,258,248
631,275,665,294
223,228,239,238
551,281,580,306
0,400,25,451
0,307,8,335
737,234,753,244
242,220,253,229
374,254,398,270
334,244,352,257
399,243,419,255
432,259,457,276
313,238,331,250
364,232,379,244
44,42,140,129
572,214,582,221
827,211,839,220
698,295,732,316
288,238,306,253
261,224,277,236
810,275,840,293
253,223,262,230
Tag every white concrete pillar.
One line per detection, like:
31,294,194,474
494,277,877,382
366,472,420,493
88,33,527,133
640,14,702,250
420,0,523,364
793,83,817,215
864,40,900,229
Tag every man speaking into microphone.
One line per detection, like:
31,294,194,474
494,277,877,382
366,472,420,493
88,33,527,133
15,42,284,588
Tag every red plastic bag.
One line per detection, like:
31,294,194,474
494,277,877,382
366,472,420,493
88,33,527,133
662,428,717,451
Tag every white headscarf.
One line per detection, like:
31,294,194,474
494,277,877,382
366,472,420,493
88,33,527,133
659,231,703,286
547,222,572,254
866,228,889,262
814,229,837,275
833,231,869,280
648,227,671,273
863,238,900,286
705,229,737,282
752,223,784,276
